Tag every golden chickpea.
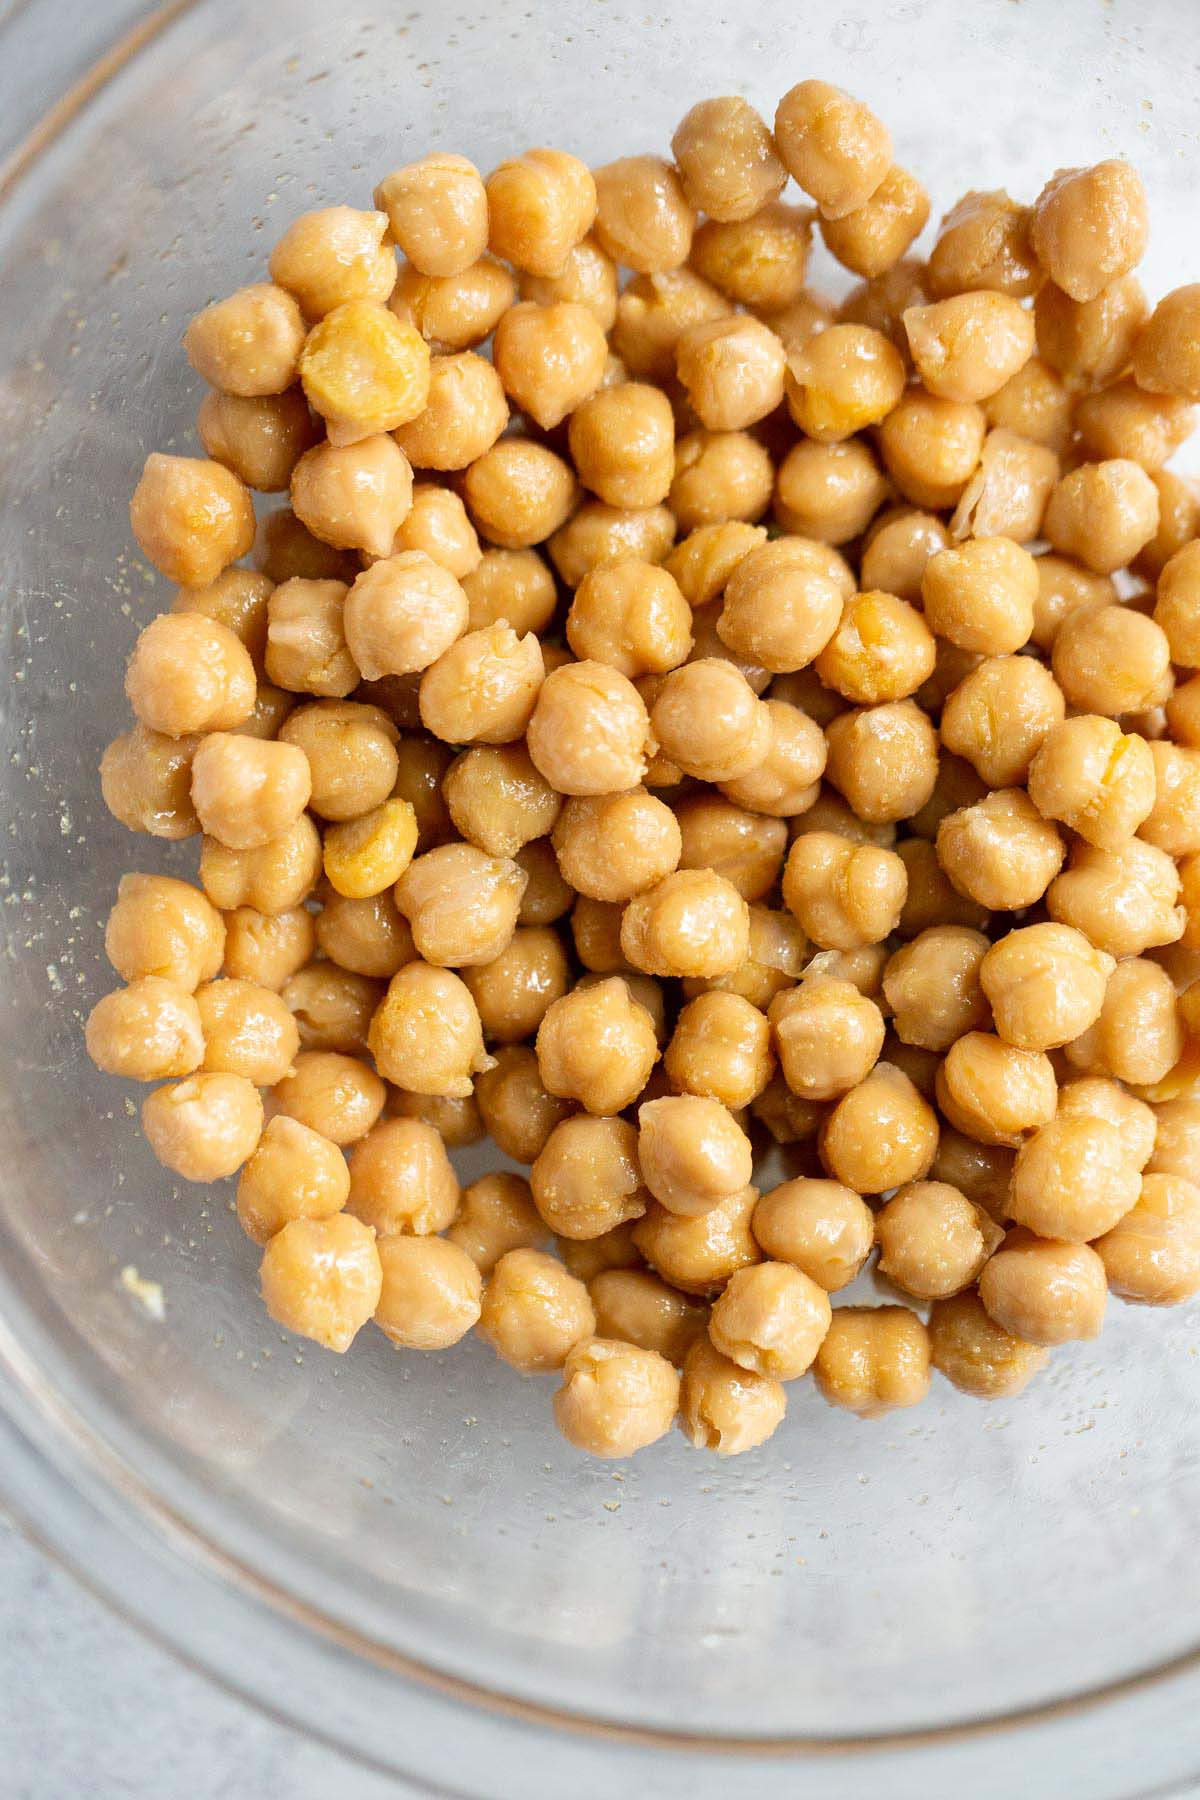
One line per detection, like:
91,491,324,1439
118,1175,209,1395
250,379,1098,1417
390,254,516,352
783,323,904,443
635,1094,751,1219
552,790,681,904
874,1180,991,1301
774,80,891,219
819,165,930,279
674,315,786,432
518,236,617,331
298,301,429,446
816,589,936,706
260,1213,383,1353
235,1114,349,1245
708,1260,831,1381
1097,1173,1200,1306
920,535,1037,656
1027,715,1155,851
485,148,596,277
527,1114,647,1243
881,926,988,1055
715,701,825,819
814,1305,931,1419
1075,378,1195,472
474,1044,571,1165
859,511,950,605
773,438,890,546
548,499,676,588
391,349,508,470
752,1075,825,1146
938,788,1064,912
371,153,487,279
440,743,559,861
343,552,467,680
668,431,774,532
903,292,1035,404
85,977,204,1084
387,482,481,581
566,382,676,511
1006,1113,1138,1241
929,1289,1048,1398
533,977,657,1116
272,1050,385,1145
104,873,223,993
142,1071,263,1182
1030,557,1115,656
678,1334,786,1453
644,660,765,784
824,700,939,826
977,922,1112,1056
569,895,629,974
372,1234,481,1351
1048,837,1184,959
418,624,545,749
198,388,318,494
463,439,579,551
125,612,256,742
342,1115,459,1239
976,1227,1106,1346
291,435,414,561
1057,1076,1157,1171
926,188,1040,299
521,661,652,797
1051,601,1172,717
878,388,987,510
761,289,837,351
367,960,489,1096
782,831,905,953
100,725,201,839
1067,956,1182,1090
768,975,885,1104
279,699,399,821
445,1172,546,1274
394,842,525,968
937,1031,1057,1149
281,963,381,1056
565,561,692,680
939,657,1064,792
186,283,306,398
588,1268,707,1367
893,836,988,938
254,508,360,585
493,301,608,431
674,793,785,902
387,1085,484,1147
1044,459,1160,576
200,814,323,915
684,904,808,1011
929,1129,1013,1222
322,798,419,902
224,904,315,991
949,426,1059,544
620,869,751,981
129,453,256,588
749,1178,871,1292
269,206,395,317
554,1336,680,1456
479,1247,595,1373
1148,1096,1200,1182
186,734,310,854
171,573,273,675
668,95,785,223
592,154,695,273
1034,277,1144,394
1030,161,1147,302
820,1063,938,1193
1139,743,1200,858
263,577,358,698
314,891,412,980
1132,283,1200,400
191,975,298,1085
634,1182,760,1296
1152,540,1200,671
664,992,773,1110
984,357,1073,453
717,538,844,677
458,551,553,643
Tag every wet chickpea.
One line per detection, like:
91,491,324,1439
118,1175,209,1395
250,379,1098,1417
191,976,299,1085
393,351,509,472
554,1336,680,1456
129,453,256,589
479,1248,595,1373
637,1095,753,1218
647,660,768,783
269,206,395,318
234,1114,349,1246
978,922,1113,1056
717,538,844,676
929,1129,1014,1222
926,188,1040,299
315,891,413,980
388,483,481,581
282,963,381,1055
936,1031,1057,1148
298,301,430,446
1148,1096,1200,1183
171,573,273,676
125,612,256,741
461,550,555,642
751,1074,826,1145
815,590,937,707
1027,715,1155,851
373,1234,481,1352
875,1180,991,1301
104,873,224,993
878,388,987,510
272,1050,385,1145
840,257,928,349
908,752,988,842
1067,955,1182,1089
279,699,398,821
949,426,1060,544
669,95,786,223
1179,851,1200,948
524,660,651,795
1044,460,1160,576
718,700,826,818
485,148,596,277
939,656,1064,791
387,1086,484,1148
903,292,1035,404
975,1226,1107,1347
344,553,468,681
187,733,310,853
263,577,357,698
492,301,608,432
559,1222,644,1282
291,435,414,562
534,977,658,1116
859,511,950,604
566,561,692,680
1057,1076,1157,1171
611,272,730,387
664,992,773,1110
394,842,525,968
197,387,318,494
1034,278,1144,397
782,831,905,952
675,794,785,902
929,1289,1048,1398
200,814,323,915
762,289,837,351
674,315,786,433
815,1306,931,1419
372,153,487,279
634,1179,760,1295
185,283,306,398
473,1044,570,1165
100,725,202,840
882,926,989,1054
1097,1173,1200,1306
567,382,676,511
259,1213,382,1355
774,438,890,546
768,975,885,1104
824,700,939,825
517,236,617,333
441,743,560,861
343,1115,459,1238
368,960,489,1096
684,905,808,1012
322,798,419,901
444,1172,545,1275
225,904,316,991
896,836,989,937
1152,540,1200,670
464,440,578,551
571,895,630,973
1048,837,1183,959
592,154,695,274
984,356,1073,453
419,623,545,747
235,681,300,743
678,1334,785,1453
1076,378,1195,472
548,499,676,588
1139,742,1200,857
820,1063,939,1193
819,164,929,279
749,1178,872,1292
1007,1113,1140,1242
141,1071,262,1182
921,536,1037,657
1051,601,1171,717
552,790,681,904
669,431,774,532
784,324,905,444
390,254,516,353
529,1113,648,1242
588,1269,706,1368
86,977,204,1084
774,80,891,218
1030,161,1147,302
621,869,751,980
686,602,773,696
937,788,1064,912
1132,283,1200,401
1031,556,1115,655
708,1260,831,1382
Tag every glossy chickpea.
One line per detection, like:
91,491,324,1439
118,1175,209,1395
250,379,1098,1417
677,1335,785,1453
485,148,596,277
929,1129,1013,1223
840,258,928,348
223,905,315,991
322,800,419,904
876,1182,991,1303
1152,541,1200,671
675,794,785,903
234,1114,349,1246
462,440,578,552
260,1214,382,1353
1051,601,1172,717
881,927,989,1055
262,577,357,698
819,164,929,278
936,1031,1057,1149
685,603,772,696
198,809,322,915
782,831,905,953
977,922,1112,1056
783,324,904,443
190,975,298,1084
683,905,808,1012
170,574,273,677
815,590,936,706
1030,557,1114,656
895,837,989,938
610,269,731,384
1056,1077,1157,1172
552,790,681,905
393,351,509,471
388,483,481,581
985,357,1073,453
1076,378,1195,472
938,788,1064,912
717,538,844,676
565,561,692,680
341,1116,459,1239
621,869,751,981
367,961,489,1097
419,625,544,749
1044,460,1160,576
814,1306,931,1419
1034,277,1144,395
548,500,676,588
440,744,558,861
668,431,774,532
186,734,310,854
634,1180,760,1296
554,1338,680,1456
103,873,224,993
1132,283,1200,400
1068,956,1182,1090
768,975,884,1105
569,896,629,975
125,613,255,742
1008,1115,1140,1241
371,1234,481,1352
129,453,255,588
441,1172,544,1275
981,1230,1109,1354
647,660,768,783
185,282,306,397
1048,837,1183,959
820,1064,938,1193
197,388,318,493
592,154,694,273
824,700,939,825
276,700,396,823
344,553,467,681
774,80,891,218
281,963,381,1056
586,1270,705,1369
663,992,773,1111
492,301,608,431
1096,1173,1200,1305
929,1290,1048,1398
566,382,676,511
314,891,412,981
636,1095,754,1218
921,536,1036,657
518,234,617,328
394,843,525,968
100,725,201,840
460,923,569,1044
716,701,826,819
528,1114,648,1242
1027,716,1155,851
773,438,889,546
254,508,360,585
1030,161,1147,302
85,977,204,1083
859,510,951,604
371,153,487,279
1139,743,1200,857
939,656,1064,791
389,254,515,352
269,206,395,317
707,1260,831,1382
878,388,987,510
524,661,652,796
478,1248,595,1373
948,427,1059,543
474,1044,572,1165
141,1071,262,1182
532,977,657,1117
298,301,430,445
271,1050,385,1145
903,292,1035,404
291,435,414,562
926,188,1040,298
673,315,786,434
749,1178,871,1292
669,95,785,222
458,552,553,643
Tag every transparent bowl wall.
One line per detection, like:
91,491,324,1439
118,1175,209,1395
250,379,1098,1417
3,2,1200,1795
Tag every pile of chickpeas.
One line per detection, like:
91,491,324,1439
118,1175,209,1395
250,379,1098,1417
88,79,1200,1460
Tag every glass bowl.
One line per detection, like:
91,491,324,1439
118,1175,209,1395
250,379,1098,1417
2,1,1200,1792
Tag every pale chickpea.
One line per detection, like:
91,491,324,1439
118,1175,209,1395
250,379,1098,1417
565,561,691,680
394,842,525,968
372,153,487,279
948,426,1060,544
903,292,1035,403
553,1337,679,1456
1048,837,1184,959
976,922,1112,1057
418,624,545,749
171,574,272,677
386,483,481,582
100,725,201,839
683,904,808,1012
678,1334,785,1453
1066,955,1182,1089
748,1179,869,1292
644,660,766,784
269,207,395,317
445,1172,546,1274
936,1031,1057,1148
198,810,321,915
621,869,751,980
85,977,204,1083
479,1248,595,1373
367,960,489,1096
814,1306,931,1419
440,743,560,862
343,553,467,681
774,80,891,219
1030,161,1147,302
315,891,412,980
1030,556,1115,656
591,153,695,273
460,549,555,641
815,590,937,707
984,357,1073,453
928,1290,1048,1399
198,388,318,493
1152,540,1200,670
784,323,905,443
634,1182,760,1296
492,302,608,431
876,1181,993,1300
185,283,306,397
675,794,786,902
717,538,844,676
882,927,989,1054
908,752,988,841
926,188,1040,299
567,382,676,511
663,992,773,1110
1051,601,1172,719
224,905,315,991
718,699,827,817
392,357,508,477
1076,378,1195,472
1043,459,1160,576
708,1260,831,1381
1034,278,1145,397
272,1050,385,1144
262,577,357,698
371,1234,481,1351
129,453,256,588
548,500,676,589
859,510,951,604
940,657,1064,792
254,507,359,584
977,1228,1107,1349
929,1129,1014,1222
1128,281,1200,401
1097,1173,1200,1306
636,1094,753,1218
463,439,578,551
686,601,773,696
1147,1096,1200,1183
104,873,224,993
571,895,630,973
125,612,256,741
669,95,786,222
260,1212,382,1354
282,963,380,1056
1027,716,1155,850
878,388,987,510
1007,1113,1139,1241
191,975,299,1085
552,790,681,903
291,434,414,562
921,536,1037,656
820,1063,939,1193
674,315,786,433
186,733,310,853
782,831,905,952
142,1071,263,1182
669,431,774,532
824,700,939,825
279,699,399,821
486,148,596,277
521,660,654,797
234,1114,349,1246
768,975,884,1105
343,1115,459,1238
389,255,516,352
1057,1076,1157,1171
819,165,930,279
773,438,890,545
533,977,658,1116
938,788,1064,912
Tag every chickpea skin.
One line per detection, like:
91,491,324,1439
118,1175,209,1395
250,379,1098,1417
884,926,990,1053
929,1290,1048,1399
479,1248,595,1373
368,961,489,1096
1030,161,1148,302
815,1306,932,1419
876,1181,993,1300
978,1228,1107,1345
926,189,1040,300
554,1338,680,1457
535,978,659,1116
621,869,751,980
664,992,773,1110
675,315,786,433
709,1261,831,1381
637,1095,753,1218
824,700,940,825
774,80,892,219
937,1031,1057,1149
142,1071,263,1182
678,1335,786,1454
1095,1173,1200,1305
938,788,1065,912
820,1063,939,1193
1028,716,1156,850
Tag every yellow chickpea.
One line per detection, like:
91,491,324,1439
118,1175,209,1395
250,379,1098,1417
592,154,695,273
1067,955,1183,1090
392,352,509,472
928,1290,1049,1399
1043,459,1161,576
373,153,487,278
142,1071,263,1182
1035,273,1147,388
298,300,429,446
921,535,1037,655
820,1063,939,1193
548,499,676,589
197,388,318,494
478,1248,596,1373
223,905,314,991
940,655,1065,790
185,282,307,397
344,551,468,680
341,1115,459,1239
1030,161,1147,302
815,590,937,707
878,388,987,510
587,1268,706,1367
748,1178,871,1292
936,1031,1057,1149
269,206,395,317
926,188,1041,299
634,1183,760,1297
552,789,681,904
819,165,930,279
440,1172,544,1275
678,1334,786,1454
1096,1173,1200,1305
554,1337,680,1456
1048,837,1184,959
663,992,773,1111
751,1075,825,1146
129,453,256,589
386,483,481,581
814,1306,931,1419
529,1113,648,1242
463,439,579,551
708,1260,831,1381
784,324,905,443
984,357,1073,453
670,95,786,222
938,788,1064,914
460,549,555,641
880,926,988,1054
567,382,676,510
716,699,826,818
493,301,608,430
566,561,692,679
773,80,892,219
717,538,844,676
313,891,411,981
669,431,774,532
523,659,652,794
674,315,786,433
782,830,905,953
1051,601,1171,716
291,435,414,561
368,960,489,1096
824,700,939,826
977,922,1112,1056
272,1050,385,1145
534,977,659,1116
859,510,950,604
279,699,399,820
371,1234,481,1352
774,438,890,546
903,292,1035,404
443,742,561,860
323,798,420,901
235,1114,350,1245
260,1213,383,1353
1133,283,1200,401
621,869,751,980
1006,1113,1139,1242
976,1227,1107,1346
389,255,516,352
486,148,596,277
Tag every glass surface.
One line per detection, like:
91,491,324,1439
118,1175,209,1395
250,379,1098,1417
2,1,1200,1792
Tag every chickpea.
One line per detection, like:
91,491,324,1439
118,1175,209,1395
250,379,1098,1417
191,976,298,1085
473,1044,571,1165
1132,283,1200,400
588,1268,706,1367
129,453,256,588
479,1248,595,1373
1057,1076,1157,1171
1030,161,1147,302
928,1290,1048,1398
371,1235,481,1352
268,206,395,317
928,1130,1013,1223
85,976,204,1083
590,153,694,272
387,1086,484,1147
859,510,951,604
272,1050,385,1145
1148,1096,1200,1182
669,431,774,532
878,388,987,510
716,539,843,678
186,734,310,854
197,387,318,494
444,1172,546,1275
773,438,889,546
893,836,986,938
552,790,681,905
824,700,939,825
684,904,808,1012
1030,556,1114,655
391,352,509,475
342,553,467,682
663,992,773,1111
815,590,936,708
262,577,357,698
984,357,1073,453
224,904,315,991
103,873,223,994
142,1071,263,1182
1048,837,1183,959
1067,955,1182,1090
678,1334,785,1453
416,626,544,752
783,323,904,444
938,788,1064,912
370,153,487,279
368,960,489,1096
526,1114,647,1243
920,536,1037,657
548,500,676,589
557,1225,639,1281
278,699,398,822
390,254,516,352
902,292,1035,404
820,1063,938,1193
795,788,897,850
199,810,320,916
668,95,784,223
937,1031,1057,1149
571,896,631,973
565,561,692,681
517,663,653,800
975,923,1112,1058
281,963,381,1056
552,1336,679,1456
1179,851,1200,948
1076,378,1195,472
674,794,784,903
881,926,988,1055
708,1260,831,1382
753,1179,872,1297
322,800,417,903
341,1116,459,1239
781,831,905,953
100,725,201,839
621,869,751,981
949,426,1060,544
908,752,987,841
767,976,883,1105
254,508,360,585
485,148,596,277
297,301,429,447
926,188,1040,299
314,891,412,980
1099,1174,1200,1304
974,1227,1107,1348
565,382,676,512
394,842,525,969
840,258,928,349
774,80,891,218
1043,459,1160,576
260,1212,383,1353
1053,605,1172,724
939,657,1064,793
517,237,617,333
532,977,657,1116
819,164,929,279
463,439,579,551
387,483,481,582
439,744,558,862
291,434,414,562
186,283,305,399
1006,1113,1139,1242
634,1181,760,1296
874,1181,990,1301
715,700,825,819
752,1075,826,1146
647,662,769,786
814,1305,931,1419
124,613,255,742
674,315,786,434
636,1094,753,1219
232,1114,349,1246
1027,715,1155,851
1140,743,1200,858
1149,542,1200,673
762,290,837,351
459,550,554,642
170,575,272,677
